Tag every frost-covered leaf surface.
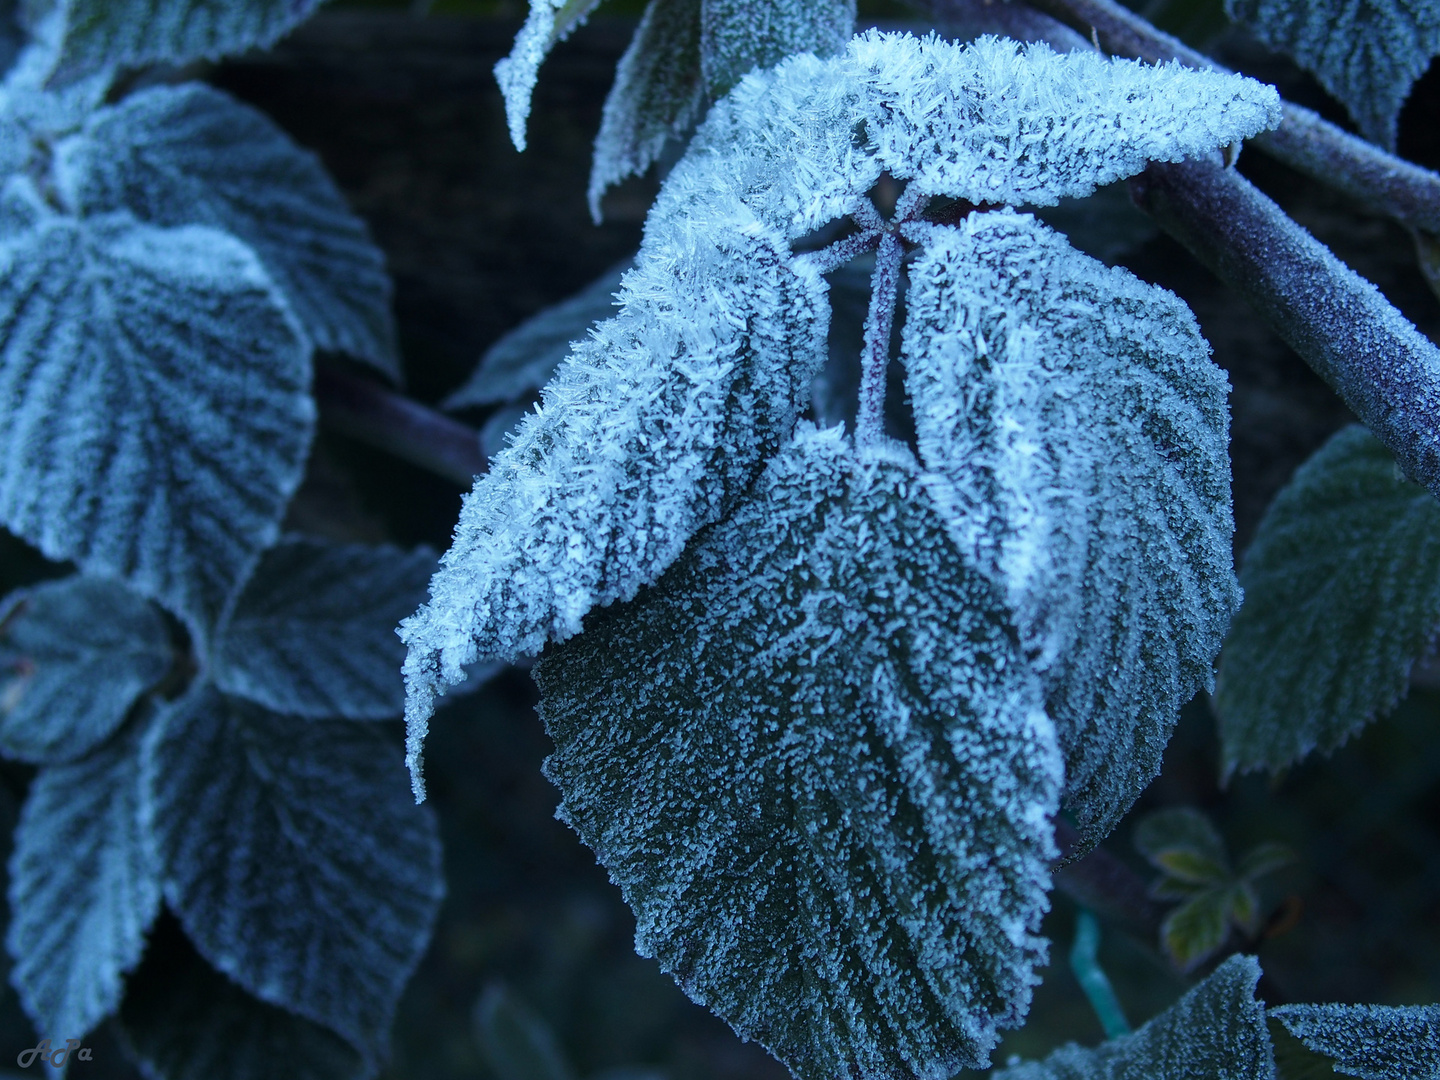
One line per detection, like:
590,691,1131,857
46,0,330,86
495,0,605,151
901,211,1238,850
215,538,435,720
59,84,398,376
400,220,828,793
1272,1003,1440,1080
698,0,852,95
7,722,162,1043
1225,0,1440,147
993,954,1275,1080
143,684,444,1063
446,260,630,410
118,914,366,1080
1216,425,1440,775
536,428,1062,1079
0,212,313,635
0,576,170,763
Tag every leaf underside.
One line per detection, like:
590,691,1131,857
0,575,171,763
1216,425,1440,775
902,211,1238,852
0,213,314,634
143,684,444,1064
1225,0,1440,147
993,954,1275,1080
48,0,330,86
536,428,1061,1079
59,83,398,377
215,538,436,720
6,721,162,1042
1271,1002,1440,1080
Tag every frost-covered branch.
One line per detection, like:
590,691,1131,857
313,361,488,487
1130,157,1440,500
858,232,904,446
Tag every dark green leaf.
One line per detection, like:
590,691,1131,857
1215,425,1440,775
1237,842,1298,882
0,576,170,763
1272,1002,1440,1080
142,684,444,1064
536,428,1062,1078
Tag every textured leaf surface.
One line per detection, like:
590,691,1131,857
535,427,1062,1078
1216,425,1440,775
698,0,852,94
59,84,397,376
0,212,313,634
400,220,828,793
0,576,170,763
6,722,162,1042
48,0,330,85
1225,0,1440,147
143,684,444,1063
446,260,630,410
215,538,435,720
495,0,606,150
901,211,1238,851
1272,1003,1440,1080
118,914,365,1080
994,954,1275,1080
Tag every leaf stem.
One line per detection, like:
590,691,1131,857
857,231,903,446
313,360,488,488
1070,909,1132,1038
800,229,882,275
1129,157,1440,501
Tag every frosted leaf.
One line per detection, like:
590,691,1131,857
400,216,828,796
699,0,852,95
993,954,1275,1080
1271,1002,1440,1080
901,211,1238,851
0,575,171,763
1215,425,1440,776
58,84,398,377
45,0,330,87
667,32,1280,241
0,212,313,635
118,914,366,1080
215,538,436,720
495,0,606,151
588,0,705,221
536,427,1062,1079
142,683,444,1065
1226,0,1439,148
6,721,162,1044
445,259,631,410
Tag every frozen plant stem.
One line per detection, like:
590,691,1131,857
1070,909,1132,1038
858,231,903,446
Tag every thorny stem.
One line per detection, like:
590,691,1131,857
857,231,905,447
313,360,488,487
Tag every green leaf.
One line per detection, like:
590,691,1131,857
902,211,1240,852
535,428,1063,1078
0,212,314,636
474,983,576,1080
993,954,1276,1080
58,84,398,378
46,0,331,87
6,720,162,1043
1230,881,1261,937
1225,0,1440,147
117,913,366,1080
1215,425,1440,775
142,684,444,1065
1271,1003,1440,1080
1160,890,1231,972
1135,808,1231,879
1269,1015,1340,1080
0,576,171,763
215,538,436,721
1151,876,1215,902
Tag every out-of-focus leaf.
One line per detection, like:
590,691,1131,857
473,983,576,1080
1238,842,1299,882
0,576,170,763
1161,890,1232,972
1135,808,1231,881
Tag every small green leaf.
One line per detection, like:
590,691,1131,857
473,983,576,1080
1216,425,1440,776
0,576,171,764
1230,881,1262,937
1161,890,1231,972
994,954,1275,1080
535,427,1062,1078
1151,875,1214,902
1154,850,1233,886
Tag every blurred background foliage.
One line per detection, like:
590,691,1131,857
2,0,1439,1075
